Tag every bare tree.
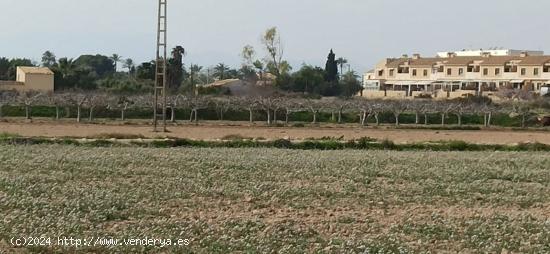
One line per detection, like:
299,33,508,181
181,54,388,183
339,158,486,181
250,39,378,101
509,102,533,128
257,96,282,125
186,95,210,124
69,93,88,123
388,100,408,126
0,91,16,119
354,98,372,126
409,100,430,125
85,93,106,122
281,97,301,125
212,96,234,121
44,92,67,120
108,95,135,121
234,96,259,124
167,95,185,123
497,88,534,101
368,100,386,126
137,94,156,123
17,91,43,120
436,101,455,126
302,98,327,124
452,101,471,127
478,102,498,127
329,98,353,124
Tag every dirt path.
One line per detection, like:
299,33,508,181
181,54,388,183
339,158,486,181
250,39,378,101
1,120,549,144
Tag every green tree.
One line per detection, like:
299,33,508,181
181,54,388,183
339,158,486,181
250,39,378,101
291,65,326,94
325,49,338,82
123,58,135,76
52,58,78,90
241,45,256,66
184,64,203,94
340,70,363,98
262,27,284,76
336,57,348,77
214,63,230,80
56,58,76,78
253,60,265,80
136,61,156,80
0,57,10,80
41,51,56,67
74,54,115,76
167,46,186,92
7,58,34,80
110,54,123,71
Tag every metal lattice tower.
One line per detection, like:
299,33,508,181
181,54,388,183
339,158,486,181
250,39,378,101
154,0,168,132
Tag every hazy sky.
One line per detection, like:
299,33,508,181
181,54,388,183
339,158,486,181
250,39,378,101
1,0,549,73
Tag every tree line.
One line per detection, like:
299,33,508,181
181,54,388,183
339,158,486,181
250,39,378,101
1,90,548,128
1,27,362,97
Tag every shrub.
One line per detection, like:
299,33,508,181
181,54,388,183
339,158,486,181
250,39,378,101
381,139,397,150
273,139,293,149
220,134,252,141
448,141,470,151
87,133,146,139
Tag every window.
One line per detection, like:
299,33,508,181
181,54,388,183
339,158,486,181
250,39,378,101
447,68,452,76
389,69,394,76
378,70,384,76
458,68,464,75
521,68,526,76
423,70,428,76
483,68,488,76
505,64,517,73
412,69,417,76
534,68,539,76
495,68,500,75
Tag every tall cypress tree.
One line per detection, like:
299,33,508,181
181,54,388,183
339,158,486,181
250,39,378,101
324,49,338,82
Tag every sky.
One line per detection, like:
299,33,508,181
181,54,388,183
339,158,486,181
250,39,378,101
1,0,549,73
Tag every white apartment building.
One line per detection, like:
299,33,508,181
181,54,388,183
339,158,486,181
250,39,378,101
362,50,550,100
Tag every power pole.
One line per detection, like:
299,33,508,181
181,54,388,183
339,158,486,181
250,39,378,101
154,0,168,132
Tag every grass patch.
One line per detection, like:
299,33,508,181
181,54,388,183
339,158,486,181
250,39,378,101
0,132,20,139
87,133,146,139
220,134,253,141
2,136,550,152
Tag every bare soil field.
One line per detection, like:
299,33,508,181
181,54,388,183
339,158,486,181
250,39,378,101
1,119,550,144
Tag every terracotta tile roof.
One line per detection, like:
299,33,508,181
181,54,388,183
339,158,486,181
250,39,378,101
383,55,550,68
479,56,520,66
386,58,408,68
409,58,442,67
443,56,480,66
517,56,550,65
17,67,54,75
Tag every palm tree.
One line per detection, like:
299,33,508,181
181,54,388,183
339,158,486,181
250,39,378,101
57,58,76,78
123,58,135,76
189,64,203,93
110,54,123,72
214,63,230,80
336,57,348,77
253,60,264,81
171,46,186,60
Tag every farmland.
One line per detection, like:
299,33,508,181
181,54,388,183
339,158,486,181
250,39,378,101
1,119,550,145
1,145,549,253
